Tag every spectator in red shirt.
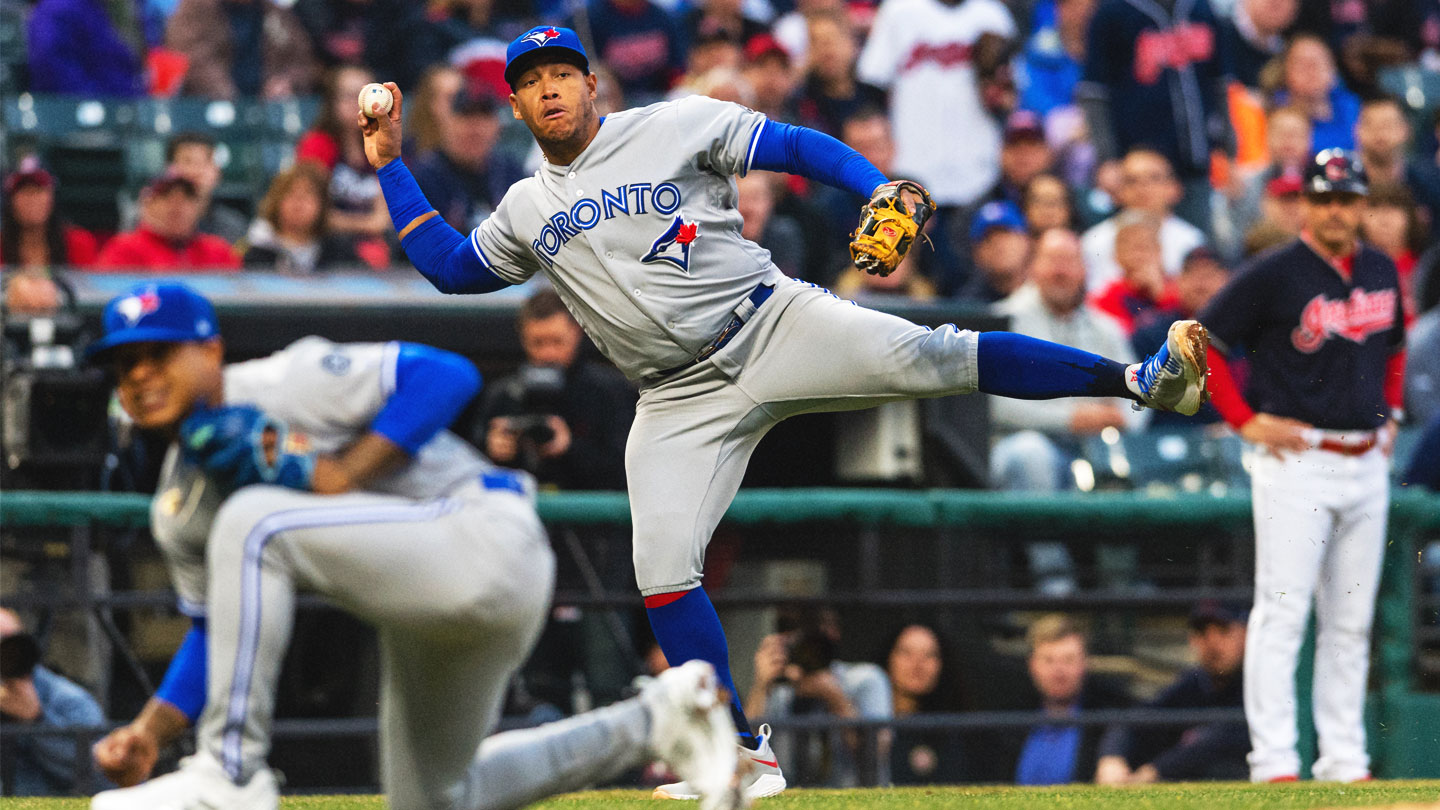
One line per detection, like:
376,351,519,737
1362,183,1427,324
93,172,240,272
296,65,393,252
1,156,99,270
1090,215,1179,334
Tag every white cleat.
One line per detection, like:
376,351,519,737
92,752,278,810
1128,319,1210,416
654,723,786,802
642,660,747,810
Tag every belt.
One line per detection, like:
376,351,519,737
652,283,774,380
1316,435,1378,456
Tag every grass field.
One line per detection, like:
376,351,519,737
4,783,1439,810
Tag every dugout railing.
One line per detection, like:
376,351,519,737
3,489,1439,791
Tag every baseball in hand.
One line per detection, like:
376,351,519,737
359,83,393,118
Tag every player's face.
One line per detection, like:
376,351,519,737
111,340,225,432
888,625,942,700
1189,622,1246,679
520,313,584,368
1303,192,1364,254
509,63,599,149
1028,635,1086,705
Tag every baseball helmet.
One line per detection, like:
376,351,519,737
1302,148,1368,196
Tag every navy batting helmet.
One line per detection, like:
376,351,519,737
1302,148,1368,196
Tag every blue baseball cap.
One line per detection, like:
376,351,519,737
969,200,1027,242
86,282,219,361
504,25,589,89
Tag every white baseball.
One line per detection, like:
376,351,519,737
359,83,393,118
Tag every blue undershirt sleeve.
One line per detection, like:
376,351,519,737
154,617,207,724
377,160,511,294
748,120,888,199
370,343,482,454
977,331,1135,400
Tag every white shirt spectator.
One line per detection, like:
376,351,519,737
1081,214,1205,293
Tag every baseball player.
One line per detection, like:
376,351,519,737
1197,150,1405,783
363,26,1210,799
84,282,745,810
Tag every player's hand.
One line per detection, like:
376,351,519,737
358,82,403,170
485,418,519,463
1240,413,1313,458
1094,755,1132,786
540,416,572,458
1130,763,1159,784
1069,402,1128,435
1380,419,1398,456
752,633,789,688
93,724,160,787
0,676,41,722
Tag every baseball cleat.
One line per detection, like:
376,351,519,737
91,752,278,810
1128,319,1209,416
654,723,785,802
642,661,747,810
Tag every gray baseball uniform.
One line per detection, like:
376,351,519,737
151,337,660,809
461,95,980,595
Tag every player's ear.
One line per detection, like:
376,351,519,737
586,71,597,100
509,93,522,121
201,338,225,367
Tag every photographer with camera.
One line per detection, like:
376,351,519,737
0,608,108,796
476,288,636,490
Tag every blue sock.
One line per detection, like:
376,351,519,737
645,587,757,748
977,331,1135,401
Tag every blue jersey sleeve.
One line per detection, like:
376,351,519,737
154,617,207,724
748,120,889,199
378,160,512,294
370,343,482,454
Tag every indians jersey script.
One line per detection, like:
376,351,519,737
1199,240,1404,431
468,95,784,380
150,337,489,616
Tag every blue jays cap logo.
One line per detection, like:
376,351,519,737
642,215,700,272
116,288,162,326
521,26,561,47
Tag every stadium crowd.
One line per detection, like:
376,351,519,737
5,0,1440,796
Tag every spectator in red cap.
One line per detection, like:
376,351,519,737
742,33,800,123
1,157,99,270
1129,245,1229,426
93,172,241,272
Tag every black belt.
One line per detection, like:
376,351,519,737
653,283,774,380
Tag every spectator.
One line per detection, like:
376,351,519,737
957,201,1031,304
1362,183,1426,324
0,608,108,796
1089,215,1179,334
1219,106,1312,258
1293,0,1424,96
425,0,516,102
240,162,369,274
411,85,527,233
742,34,800,123
771,0,848,65
885,624,969,784
1021,173,1078,234
988,110,1055,208
164,132,249,244
1219,0,1298,90
1016,0,1097,119
27,0,144,96
572,0,686,102
1095,601,1250,783
1354,96,1440,233
745,622,892,787
1081,149,1206,291
1268,34,1360,153
475,289,636,489
738,172,807,278
166,0,319,99
796,11,882,137
682,0,767,59
1252,170,1307,240
293,0,435,90
3,271,67,317
1012,614,1131,785
1078,0,1230,235
1406,307,1440,425
1131,246,1229,426
402,64,464,159
857,0,1017,278
833,246,940,302
672,29,745,96
93,172,240,271
1,157,99,270
296,66,394,253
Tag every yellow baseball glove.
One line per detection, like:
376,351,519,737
849,180,936,277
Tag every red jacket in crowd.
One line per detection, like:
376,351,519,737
93,226,240,272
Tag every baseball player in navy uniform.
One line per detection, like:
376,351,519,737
84,283,745,810
363,26,1210,799
1198,150,1406,783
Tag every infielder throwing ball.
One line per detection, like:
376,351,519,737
363,26,1210,799
1198,150,1405,783
86,283,745,810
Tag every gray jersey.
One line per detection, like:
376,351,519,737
150,337,488,615
471,95,785,380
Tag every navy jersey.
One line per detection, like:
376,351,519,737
1198,240,1404,431
1077,0,1227,176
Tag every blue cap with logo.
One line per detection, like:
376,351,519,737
87,282,219,360
504,25,589,88
969,200,1027,242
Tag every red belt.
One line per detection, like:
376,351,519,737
1317,435,1378,456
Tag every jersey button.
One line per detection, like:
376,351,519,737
605,251,614,258
633,289,642,297
568,171,576,179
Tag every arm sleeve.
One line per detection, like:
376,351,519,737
749,121,889,198
1206,346,1255,429
370,343,482,454
154,618,207,724
377,159,533,292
